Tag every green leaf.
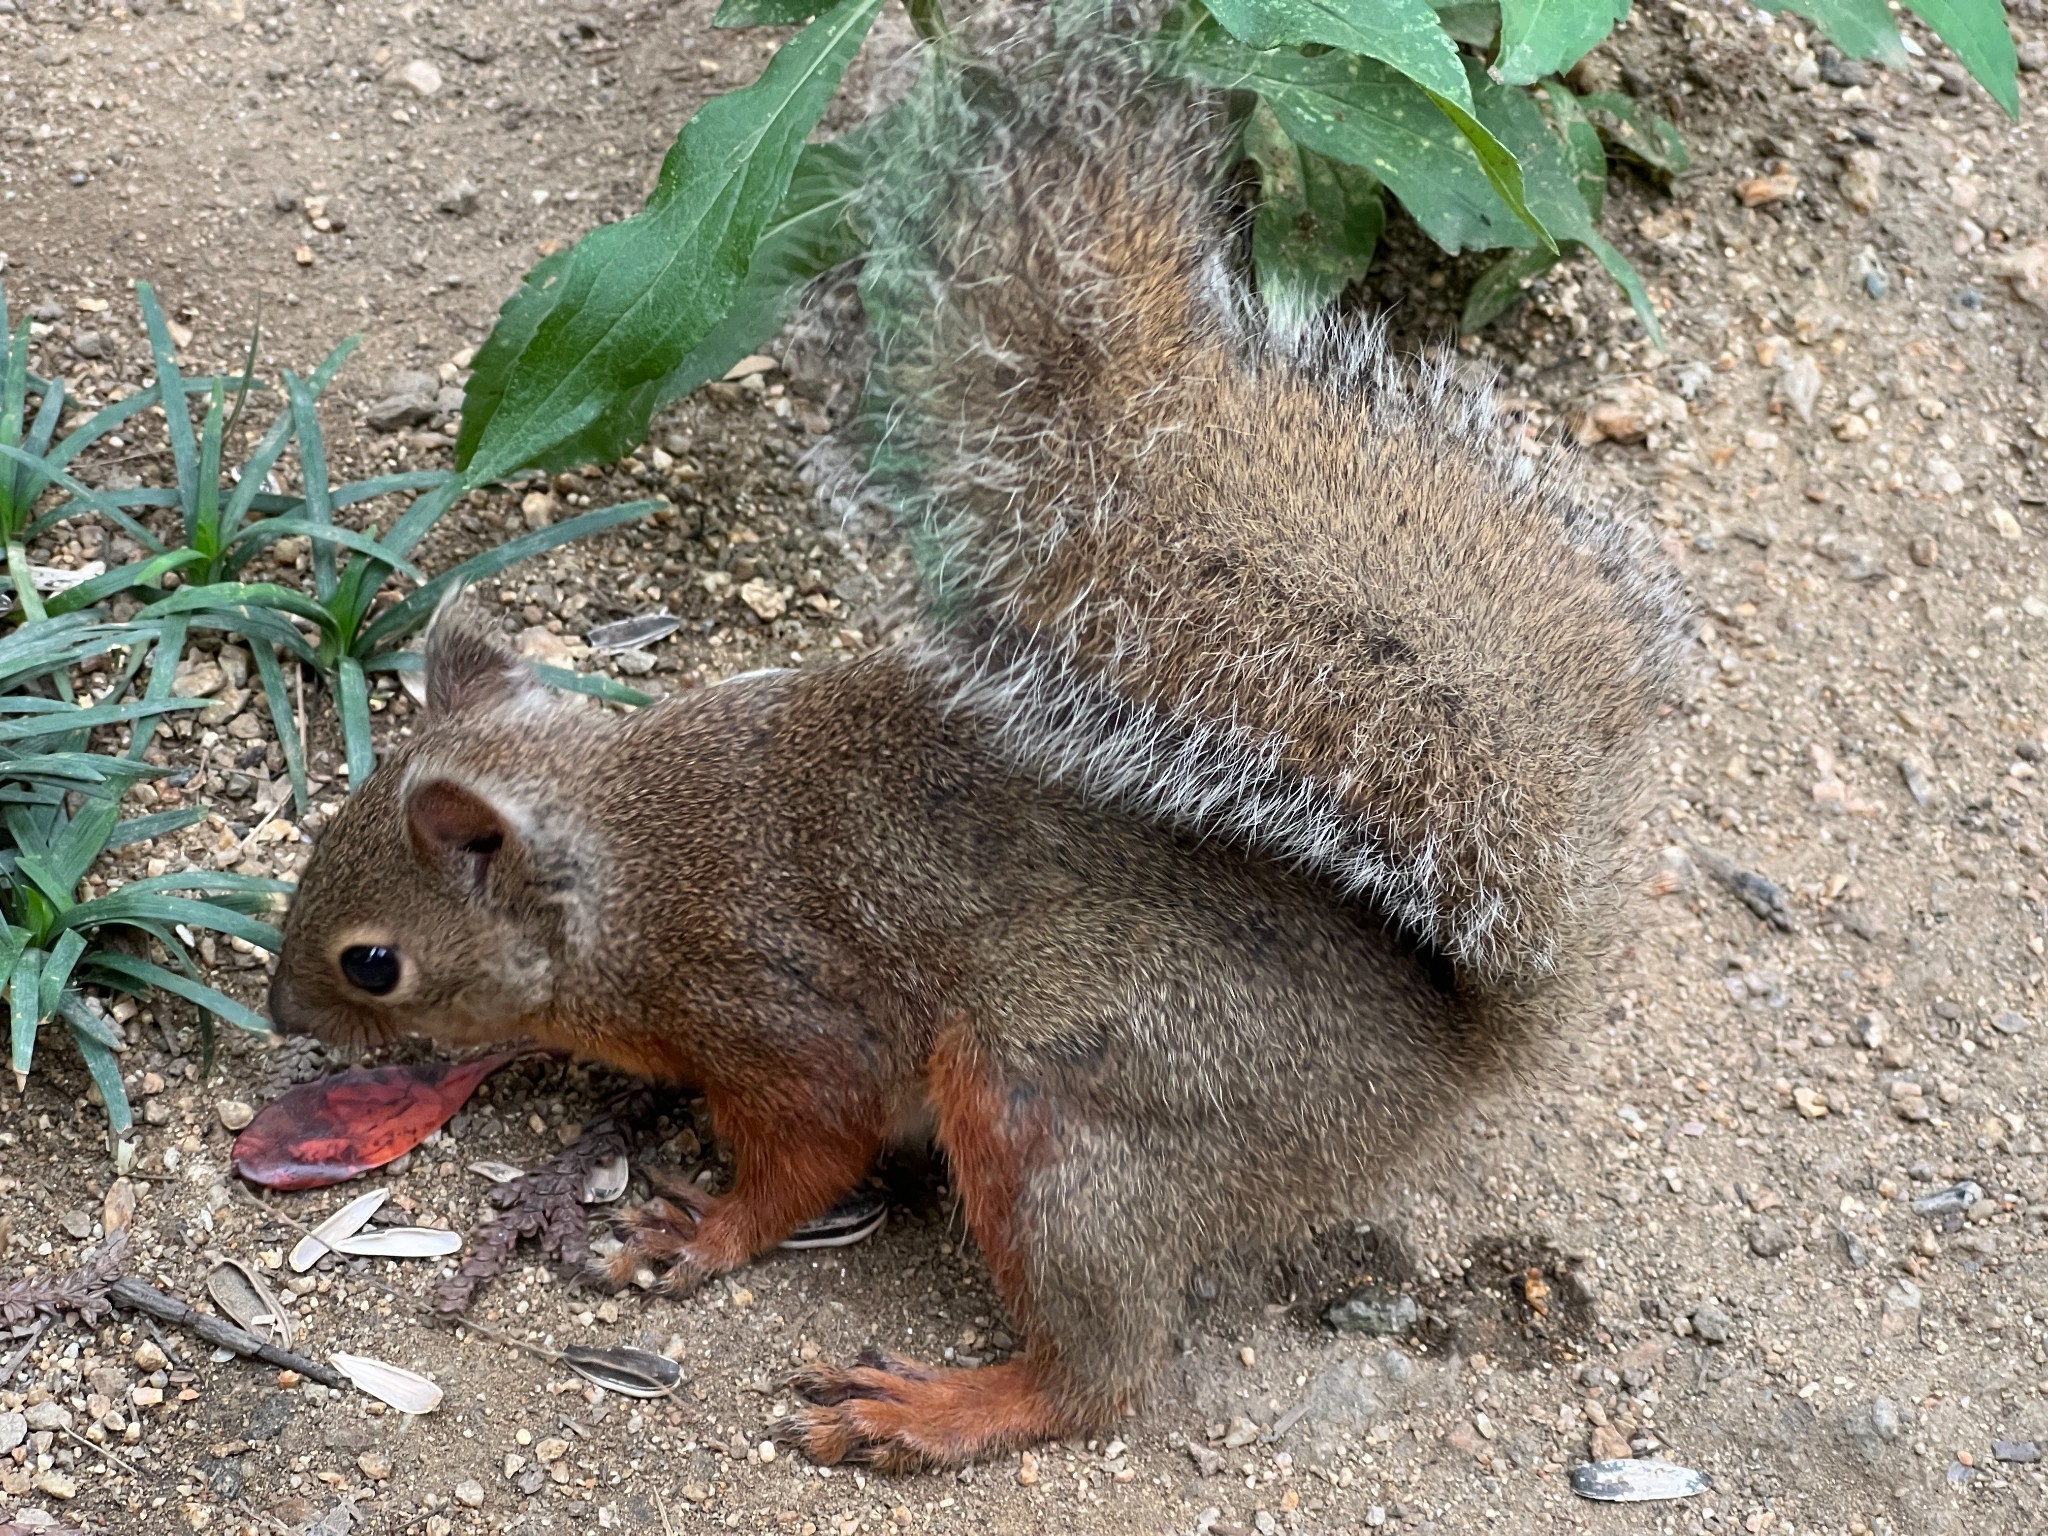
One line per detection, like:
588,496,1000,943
62,891,282,954
457,0,886,484
1422,87,1556,253
1902,0,2020,115
106,806,207,851
1432,0,1501,48
141,580,337,636
336,656,374,787
1496,0,1630,86
85,952,275,1037
44,549,210,618
1572,91,1689,175
1538,80,1607,219
1461,60,1662,347
452,250,571,474
360,501,662,652
1762,0,1907,69
1206,0,1474,109
36,928,85,1025
715,0,819,22
1242,102,1385,315
9,944,43,1079
528,663,655,707
135,282,200,512
223,517,425,580
1462,246,1563,331
62,997,133,1135
249,638,309,815
645,134,876,420
1184,30,1552,254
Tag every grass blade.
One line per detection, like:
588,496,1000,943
336,655,374,786
85,951,275,1036
250,638,309,813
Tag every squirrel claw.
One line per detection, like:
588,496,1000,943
601,1194,717,1295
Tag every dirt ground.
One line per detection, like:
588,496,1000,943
2,0,2048,1533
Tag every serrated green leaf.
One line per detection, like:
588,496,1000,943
1902,0,2019,114
458,0,885,485
1207,0,1473,109
1184,32,1551,254
1243,101,1385,316
646,134,876,419
1462,246,1564,331
1496,0,1630,86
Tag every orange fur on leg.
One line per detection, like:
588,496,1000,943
791,1349,1088,1471
789,1027,1127,1467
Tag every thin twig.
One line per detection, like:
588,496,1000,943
107,1278,343,1389
61,1423,142,1479
0,1316,52,1388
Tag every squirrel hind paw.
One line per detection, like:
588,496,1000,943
785,1354,1081,1470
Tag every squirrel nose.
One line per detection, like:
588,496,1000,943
265,970,309,1036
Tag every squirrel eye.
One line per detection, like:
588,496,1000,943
339,944,401,996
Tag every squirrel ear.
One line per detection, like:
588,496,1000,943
423,588,540,718
405,777,515,878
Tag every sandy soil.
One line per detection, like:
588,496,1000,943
2,1,2047,1534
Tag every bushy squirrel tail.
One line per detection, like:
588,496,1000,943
856,9,1691,984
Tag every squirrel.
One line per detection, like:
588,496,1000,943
268,11,1688,1471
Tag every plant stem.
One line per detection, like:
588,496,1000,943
905,0,947,46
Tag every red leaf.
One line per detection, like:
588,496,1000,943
233,1053,522,1190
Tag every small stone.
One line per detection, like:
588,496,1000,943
0,1412,25,1453
1898,757,1934,807
1908,534,1939,568
1690,1306,1732,1343
1911,1180,1982,1217
271,186,301,212
1994,1439,2040,1463
1747,1219,1796,1259
131,1385,164,1408
1738,171,1799,207
1830,412,1871,442
1990,506,2026,541
58,1208,94,1240
437,179,480,216
1849,1011,1888,1049
1326,1284,1420,1336
453,1479,486,1509
1590,1423,1633,1461
1838,151,1882,215
294,244,315,267
1793,1087,1830,1119
1777,354,1821,425
395,58,443,97
1222,1415,1261,1448
1819,48,1872,87
216,1099,255,1131
135,1340,169,1372
72,329,105,359
33,1469,77,1500
25,1402,74,1433
358,1448,393,1480
1017,1449,1040,1485
535,1437,568,1465
2022,40,2048,73
521,492,556,530
1930,60,1969,95
739,577,787,621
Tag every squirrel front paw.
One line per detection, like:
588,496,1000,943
598,1191,728,1295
